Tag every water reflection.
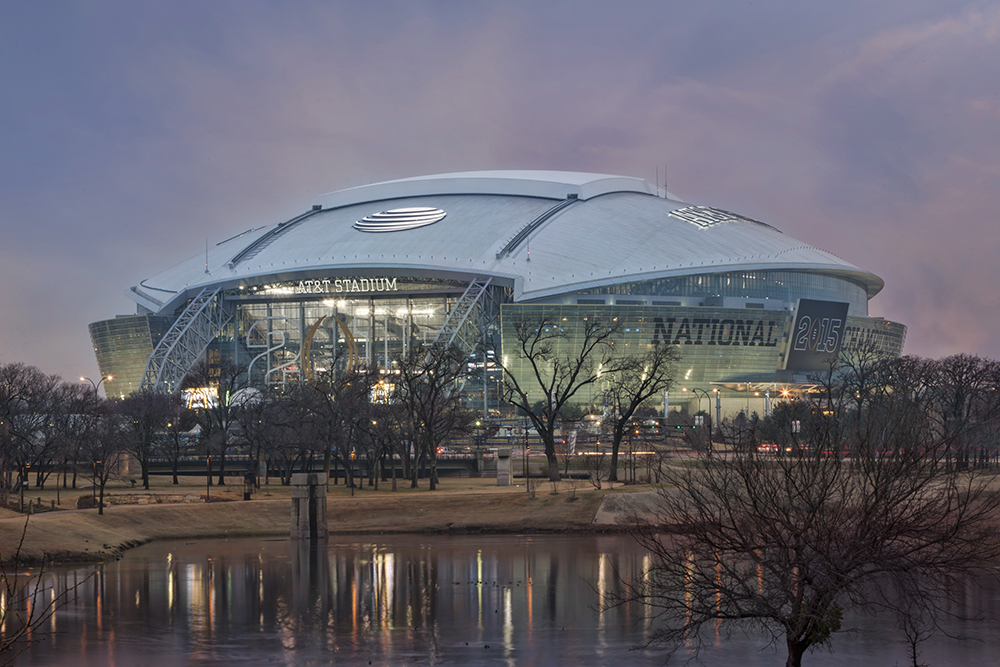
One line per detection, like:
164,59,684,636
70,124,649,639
15,534,1000,666
18,535,657,666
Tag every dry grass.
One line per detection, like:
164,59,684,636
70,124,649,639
0,475,634,564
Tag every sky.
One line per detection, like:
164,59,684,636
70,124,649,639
2,0,999,382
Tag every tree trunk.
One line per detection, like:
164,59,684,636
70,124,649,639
786,638,808,667
411,452,422,488
217,451,226,485
609,426,624,482
323,445,332,490
343,455,356,490
141,460,150,489
402,450,411,483
171,459,179,485
541,434,560,482
391,453,397,492
546,452,560,482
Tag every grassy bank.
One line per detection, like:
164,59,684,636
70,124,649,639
0,475,628,564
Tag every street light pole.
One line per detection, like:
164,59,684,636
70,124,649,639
683,387,713,453
522,418,528,488
80,375,113,398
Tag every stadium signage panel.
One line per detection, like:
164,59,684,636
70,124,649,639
651,316,781,347
295,277,399,294
783,299,850,372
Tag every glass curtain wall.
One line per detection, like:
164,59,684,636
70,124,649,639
500,304,790,411
224,292,461,386
575,271,870,316
89,315,174,399
500,305,907,415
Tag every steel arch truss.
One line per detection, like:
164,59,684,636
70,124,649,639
433,278,494,354
140,286,233,394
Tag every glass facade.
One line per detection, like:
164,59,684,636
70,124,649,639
89,315,173,398
501,304,907,413
214,278,506,389
224,295,455,383
501,304,787,410
92,275,904,418
842,317,908,358
574,270,870,317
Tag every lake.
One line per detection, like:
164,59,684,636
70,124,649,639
14,534,1000,665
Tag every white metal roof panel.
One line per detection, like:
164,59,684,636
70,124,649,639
133,171,882,316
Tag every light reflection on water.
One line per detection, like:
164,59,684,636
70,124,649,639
14,534,1000,666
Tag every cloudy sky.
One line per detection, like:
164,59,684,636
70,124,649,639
2,1,999,381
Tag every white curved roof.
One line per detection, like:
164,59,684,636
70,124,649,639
312,170,660,208
130,171,883,315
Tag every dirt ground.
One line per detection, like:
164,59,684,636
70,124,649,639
0,473,644,565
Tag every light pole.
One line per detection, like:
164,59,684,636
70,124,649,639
522,418,528,485
80,375,113,397
20,463,26,513
682,387,714,453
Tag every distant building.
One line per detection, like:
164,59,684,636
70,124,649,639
90,171,905,416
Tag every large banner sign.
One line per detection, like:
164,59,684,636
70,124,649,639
783,299,850,372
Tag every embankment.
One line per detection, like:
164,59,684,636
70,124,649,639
1,485,616,564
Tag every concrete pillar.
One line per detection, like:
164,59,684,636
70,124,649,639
496,448,513,486
291,473,328,540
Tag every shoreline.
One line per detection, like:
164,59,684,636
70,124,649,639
1,478,645,566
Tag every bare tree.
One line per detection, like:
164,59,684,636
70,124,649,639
555,432,577,477
269,390,317,486
295,364,378,491
0,364,60,503
385,401,411,491
836,337,895,426
32,382,90,494
608,355,1000,667
182,359,247,486
602,341,677,482
78,408,127,515
18,382,74,492
929,354,1000,469
229,386,283,487
161,398,196,485
117,390,175,489
394,343,471,490
365,401,408,491
1,519,90,664
583,448,609,489
500,313,626,481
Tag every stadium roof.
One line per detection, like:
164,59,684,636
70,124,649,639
129,171,883,315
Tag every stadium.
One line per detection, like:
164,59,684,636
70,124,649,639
89,170,906,419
